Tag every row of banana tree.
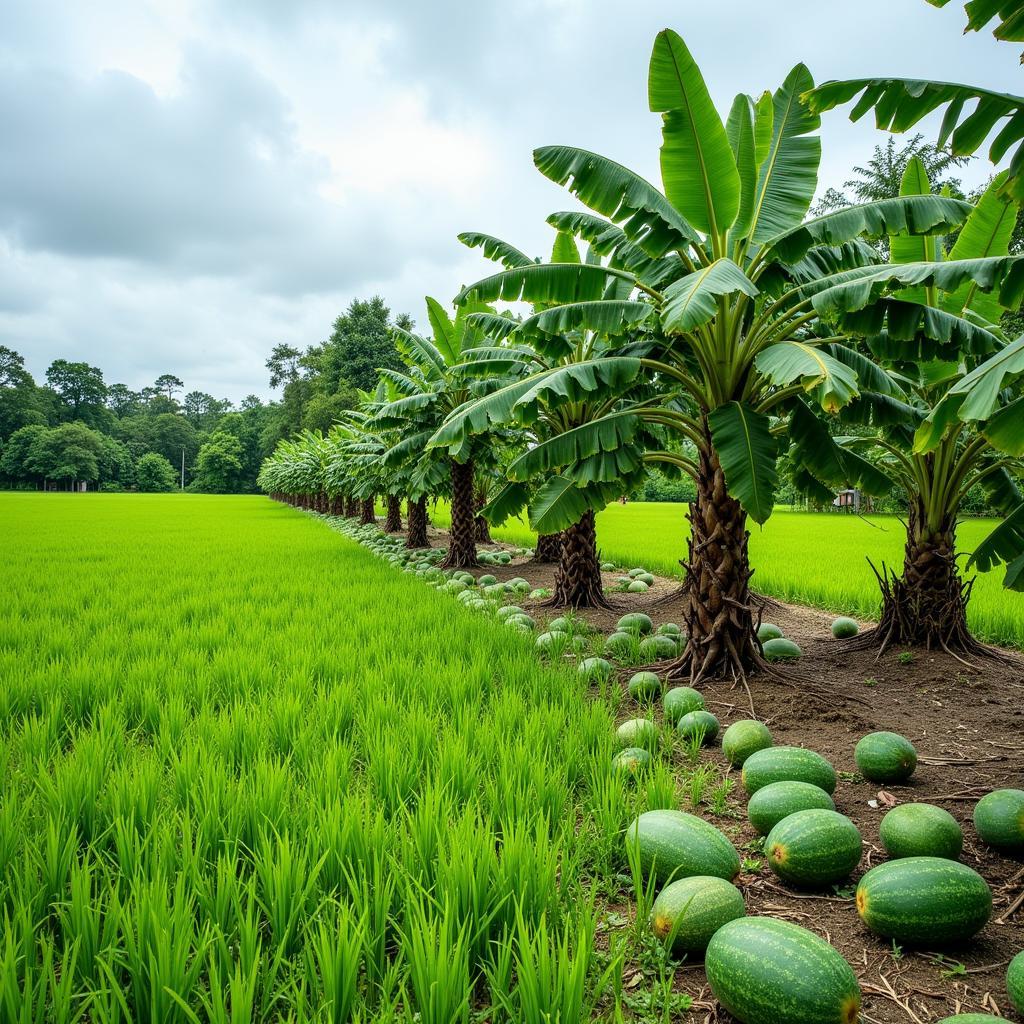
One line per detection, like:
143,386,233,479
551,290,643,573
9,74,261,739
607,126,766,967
260,25,1024,683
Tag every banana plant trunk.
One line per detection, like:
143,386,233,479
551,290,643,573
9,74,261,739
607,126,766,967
533,532,563,563
669,430,763,685
384,496,402,533
475,486,492,543
547,509,608,608
330,495,343,515
360,496,376,525
406,497,429,549
441,459,478,569
345,496,359,518
864,501,979,656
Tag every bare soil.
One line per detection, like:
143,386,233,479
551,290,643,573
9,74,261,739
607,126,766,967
410,526,1024,1022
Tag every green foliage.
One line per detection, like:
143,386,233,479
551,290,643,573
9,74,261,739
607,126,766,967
135,452,178,492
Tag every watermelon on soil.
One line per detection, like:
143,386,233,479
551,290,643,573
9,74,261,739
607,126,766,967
854,731,917,784
879,803,963,860
612,746,652,778
617,718,659,750
742,746,837,795
604,631,635,657
757,623,783,642
705,917,861,1024
650,875,746,956
831,617,859,638
973,788,1024,851
762,637,802,661
617,612,653,635
1008,949,1024,1015
578,658,612,682
765,809,862,888
639,634,678,660
722,720,773,767
855,856,992,946
677,710,720,744
747,781,836,836
628,671,662,700
626,809,740,884
663,686,705,725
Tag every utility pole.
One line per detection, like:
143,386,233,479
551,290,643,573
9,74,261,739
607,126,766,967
181,446,185,491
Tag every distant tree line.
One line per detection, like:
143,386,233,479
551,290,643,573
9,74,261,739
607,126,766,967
0,296,409,493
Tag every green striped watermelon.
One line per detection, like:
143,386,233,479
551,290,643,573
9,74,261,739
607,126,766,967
935,1017,1003,1023
742,746,837,795
676,710,719,744
663,686,705,725
747,781,836,836
757,622,783,642
1009,949,1024,1015
612,747,651,778
628,671,662,700
616,718,658,750
856,857,992,946
649,875,746,956
973,788,1024,851
762,637,802,661
626,809,740,884
879,804,963,860
722,720,773,767
765,809,862,888
705,917,861,1024
854,731,917,784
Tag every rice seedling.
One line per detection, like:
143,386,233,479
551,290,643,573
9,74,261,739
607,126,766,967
0,494,635,1022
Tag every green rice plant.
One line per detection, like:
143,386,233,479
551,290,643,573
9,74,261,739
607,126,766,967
709,775,735,816
686,763,717,809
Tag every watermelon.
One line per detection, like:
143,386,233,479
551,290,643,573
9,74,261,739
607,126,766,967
617,612,653,635
626,809,740,884
855,857,992,946
663,686,705,725
495,605,524,620
677,710,720,744
639,634,678,660
612,746,651,778
600,561,615,571
657,622,682,637
604,631,635,657
548,616,572,633
762,637,802,661
628,568,647,578
1008,949,1024,1015
628,580,650,593
757,622,784,642
742,747,837,795
578,658,612,682
535,631,568,653
747,781,836,836
628,671,662,701
831,617,859,639
765,809,862,888
973,788,1024,851
879,804,963,860
722,720,773,767
854,731,917,784
617,718,658,750
705,917,861,1024
650,876,746,956
935,1017,1004,1023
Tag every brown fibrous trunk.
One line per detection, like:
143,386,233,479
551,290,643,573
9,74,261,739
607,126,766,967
667,428,764,686
406,497,429,549
384,496,402,533
360,497,376,525
440,460,478,569
345,496,359,518
474,486,492,543
850,501,988,664
533,532,563,564
546,509,608,609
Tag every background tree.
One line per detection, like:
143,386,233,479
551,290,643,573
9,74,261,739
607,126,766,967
44,360,108,426
192,432,245,493
153,374,184,403
27,423,105,488
135,452,179,492
0,348,48,438
0,425,49,485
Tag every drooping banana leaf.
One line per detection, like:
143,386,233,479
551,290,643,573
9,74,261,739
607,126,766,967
967,501,1024,590
456,263,636,306
754,341,860,412
708,401,779,523
661,259,758,333
458,232,536,269
507,410,643,481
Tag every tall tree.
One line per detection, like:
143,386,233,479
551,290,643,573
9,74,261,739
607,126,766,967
44,360,107,425
153,374,184,402
317,297,410,393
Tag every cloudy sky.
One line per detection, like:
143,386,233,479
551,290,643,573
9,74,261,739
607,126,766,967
2,1,1021,403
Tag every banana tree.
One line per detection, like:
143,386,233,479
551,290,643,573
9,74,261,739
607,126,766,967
257,430,331,510
431,232,658,607
807,0,1024,203
374,297,499,568
454,29,975,682
793,166,1024,658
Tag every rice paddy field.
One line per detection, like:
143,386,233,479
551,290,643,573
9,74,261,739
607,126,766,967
0,492,668,1024
429,503,1024,650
